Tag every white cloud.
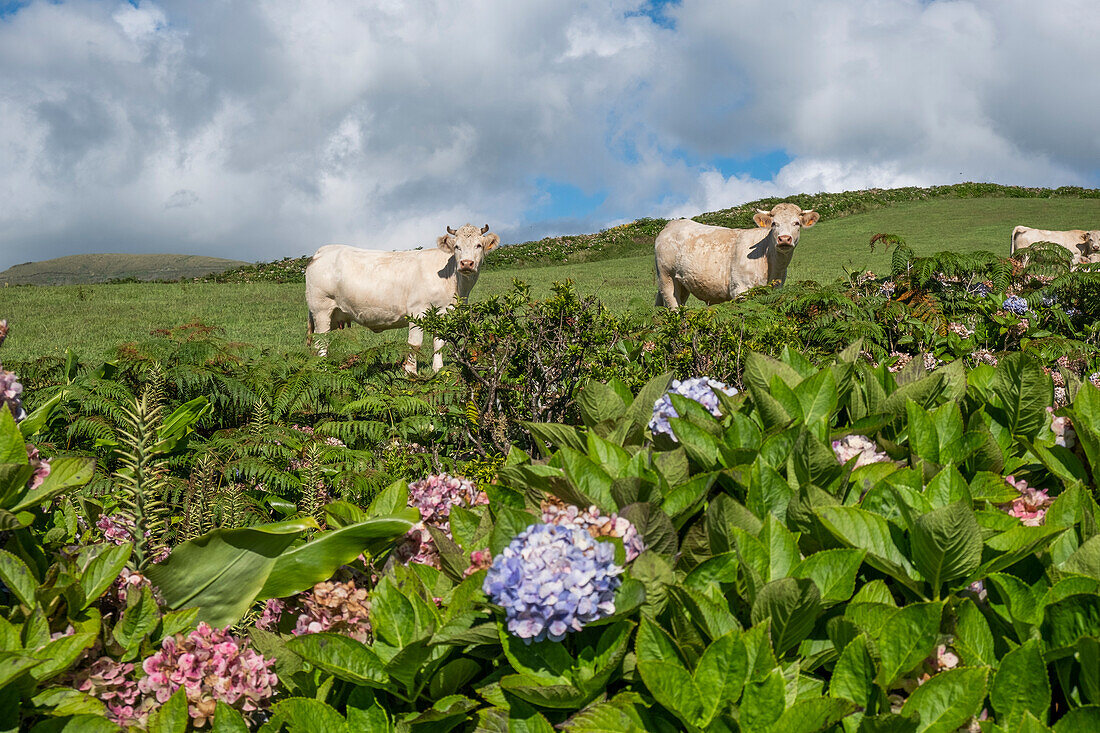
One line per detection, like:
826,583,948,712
0,0,1097,270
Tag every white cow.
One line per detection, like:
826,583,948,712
1011,225,1100,262
305,223,499,373
654,202,819,307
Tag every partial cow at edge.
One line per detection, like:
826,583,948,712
654,202,819,308
305,223,498,374
1010,225,1100,267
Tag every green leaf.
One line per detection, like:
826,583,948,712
113,585,160,657
750,577,821,656
558,448,616,510
13,456,96,511
954,598,995,668
211,701,250,733
636,660,705,728
523,422,585,455
694,631,748,724
993,353,1051,440
367,479,407,516
740,667,786,731
273,698,348,733
1054,706,1100,733
621,503,678,555
17,392,61,439
770,697,857,733
877,602,943,688
79,542,132,609
0,548,37,607
899,666,988,733
501,627,574,683
1042,594,1100,657
815,506,918,590
635,616,684,666
1061,535,1100,580
259,512,416,599
146,517,318,628
147,687,189,733
791,549,865,606
0,652,42,687
286,633,388,686
577,380,627,433
830,634,876,708
910,502,982,595
0,406,28,464
991,639,1050,724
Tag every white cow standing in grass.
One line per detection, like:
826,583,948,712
305,224,499,374
654,202,819,307
1010,225,1100,264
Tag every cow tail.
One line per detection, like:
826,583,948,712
1010,226,1025,255
307,310,315,347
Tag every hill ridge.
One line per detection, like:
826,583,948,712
0,252,250,286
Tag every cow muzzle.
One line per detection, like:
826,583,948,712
458,260,476,272
777,235,794,248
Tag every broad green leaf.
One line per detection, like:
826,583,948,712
0,406,27,464
991,639,1050,723
259,512,416,599
830,633,876,708
211,701,250,733
910,501,982,595
501,627,574,683
992,353,1051,440
636,660,705,728
750,577,822,656
523,421,585,455
791,549,865,605
79,542,132,609
0,652,41,687
147,518,317,628
695,631,748,724
1042,594,1100,657
1061,535,1100,580
147,687,189,733
273,698,348,733
899,666,988,733
286,633,388,686
367,480,407,516
877,602,943,688
13,456,96,511
740,667,786,731
770,697,857,733
954,598,995,668
0,548,37,607
113,586,160,657
558,448,616,510
815,506,918,589
1053,706,1100,733
577,380,627,433
498,674,590,709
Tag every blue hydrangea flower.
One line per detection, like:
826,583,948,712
648,377,737,441
483,523,622,643
967,282,992,298
1002,295,1029,315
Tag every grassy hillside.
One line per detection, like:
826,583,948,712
2,184,1099,362
0,253,249,286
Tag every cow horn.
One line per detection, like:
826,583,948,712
447,226,457,235
755,208,770,215
480,224,490,234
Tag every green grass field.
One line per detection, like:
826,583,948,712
0,253,248,286
1,194,1097,363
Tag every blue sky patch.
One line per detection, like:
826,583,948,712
524,178,608,222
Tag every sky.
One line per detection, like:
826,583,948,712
0,0,1098,270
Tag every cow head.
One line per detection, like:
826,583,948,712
437,223,499,273
1086,230,1100,256
753,203,819,253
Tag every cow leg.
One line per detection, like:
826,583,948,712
674,281,689,307
309,306,335,357
431,336,445,372
657,274,680,308
405,324,423,375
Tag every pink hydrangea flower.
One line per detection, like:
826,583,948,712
464,548,493,577
97,514,137,544
397,474,489,568
832,434,891,469
1001,476,1053,526
540,498,645,562
289,581,371,643
138,623,277,727
25,444,50,490
72,657,142,727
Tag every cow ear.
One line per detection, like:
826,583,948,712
437,235,455,252
753,212,773,228
482,233,500,251
800,210,820,227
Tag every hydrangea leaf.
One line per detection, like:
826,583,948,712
954,598,995,668
272,698,348,733
875,601,943,689
770,697,857,733
286,633,389,687
1041,594,1100,659
211,702,250,733
991,639,1051,723
750,577,821,656
899,666,988,733
910,501,982,595
829,633,876,708
78,541,131,610
791,549,865,606
739,667,786,730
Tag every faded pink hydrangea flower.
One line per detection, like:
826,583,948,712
397,474,489,568
464,548,493,577
26,444,50,490
972,349,998,367
0,365,26,421
832,434,891,469
887,352,913,373
255,598,287,631
97,514,136,544
947,322,974,338
899,642,961,694
540,497,645,562
138,623,277,728
290,580,371,643
71,657,143,727
1001,475,1053,526
1048,407,1076,449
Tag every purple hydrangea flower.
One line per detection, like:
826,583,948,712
1002,295,1029,315
0,367,25,422
484,523,623,643
397,473,489,568
649,377,737,441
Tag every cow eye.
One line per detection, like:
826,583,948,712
476,243,482,248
